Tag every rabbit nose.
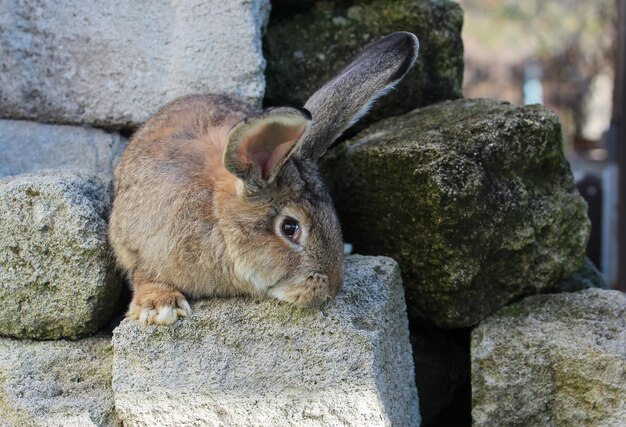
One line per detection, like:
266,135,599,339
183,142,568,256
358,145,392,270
328,264,344,298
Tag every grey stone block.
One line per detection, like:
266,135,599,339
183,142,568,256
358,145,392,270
0,171,122,339
0,335,117,427
112,255,419,426
0,119,127,179
472,289,626,426
0,0,270,129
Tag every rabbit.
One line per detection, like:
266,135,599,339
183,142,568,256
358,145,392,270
108,32,419,325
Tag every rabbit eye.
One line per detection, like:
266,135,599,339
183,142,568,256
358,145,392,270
280,217,301,243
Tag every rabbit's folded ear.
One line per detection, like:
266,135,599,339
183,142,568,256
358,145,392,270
224,107,311,188
299,31,419,160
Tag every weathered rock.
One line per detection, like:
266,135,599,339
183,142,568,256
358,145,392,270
0,0,270,129
0,335,117,426
550,257,609,293
0,119,127,179
472,289,626,426
264,0,463,128
112,256,419,426
322,98,590,328
0,171,122,339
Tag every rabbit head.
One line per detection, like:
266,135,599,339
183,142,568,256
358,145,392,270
219,32,420,306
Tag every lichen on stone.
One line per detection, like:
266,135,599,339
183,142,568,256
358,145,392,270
264,0,464,128
322,98,590,328
0,171,123,339
472,289,626,426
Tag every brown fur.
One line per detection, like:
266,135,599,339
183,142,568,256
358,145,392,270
108,33,419,325
127,273,190,325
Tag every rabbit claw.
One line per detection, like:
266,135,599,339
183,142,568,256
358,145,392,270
129,298,192,326
127,279,192,326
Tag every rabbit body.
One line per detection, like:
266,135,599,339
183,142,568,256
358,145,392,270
111,95,256,299
109,32,419,325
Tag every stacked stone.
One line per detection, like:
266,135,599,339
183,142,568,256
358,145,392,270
0,1,421,425
263,2,622,426
1,0,622,425
0,0,271,424
0,0,272,342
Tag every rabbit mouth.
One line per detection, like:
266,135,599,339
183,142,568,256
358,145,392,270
265,273,336,308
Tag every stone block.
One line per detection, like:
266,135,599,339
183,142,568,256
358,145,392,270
472,289,626,426
0,119,127,179
322,99,589,328
264,0,463,129
112,255,419,426
0,335,117,426
0,171,122,339
0,0,270,128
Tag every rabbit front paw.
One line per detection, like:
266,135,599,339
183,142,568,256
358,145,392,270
128,276,192,325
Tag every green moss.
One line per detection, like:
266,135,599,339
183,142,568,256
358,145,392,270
549,257,608,293
321,99,590,328
264,0,463,128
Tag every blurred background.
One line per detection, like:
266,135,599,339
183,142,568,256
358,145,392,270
458,0,624,290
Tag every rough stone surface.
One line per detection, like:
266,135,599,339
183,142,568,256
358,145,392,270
0,0,270,129
550,257,609,293
0,335,117,427
264,0,463,129
322,98,590,328
472,289,626,426
112,255,419,426
0,171,122,339
0,119,127,179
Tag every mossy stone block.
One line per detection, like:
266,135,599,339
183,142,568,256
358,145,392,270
0,171,122,339
322,98,590,328
264,0,464,128
472,289,626,426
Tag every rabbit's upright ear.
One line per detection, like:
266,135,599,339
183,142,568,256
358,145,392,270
224,107,311,189
298,32,419,160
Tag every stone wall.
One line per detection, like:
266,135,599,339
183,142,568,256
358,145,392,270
0,0,270,129
0,1,620,426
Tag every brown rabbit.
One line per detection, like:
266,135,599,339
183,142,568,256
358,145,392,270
108,32,419,325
